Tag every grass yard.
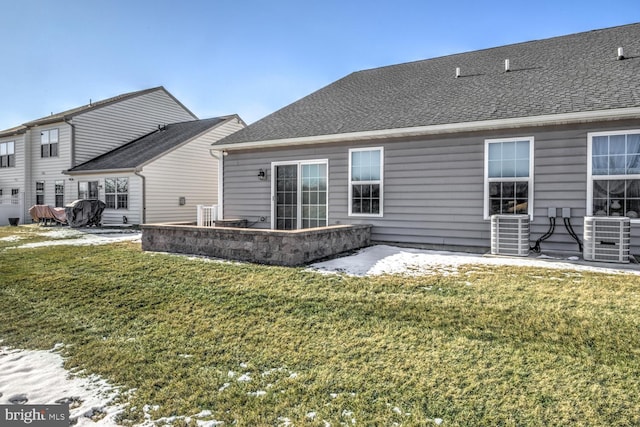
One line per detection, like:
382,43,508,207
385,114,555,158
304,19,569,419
1,226,640,426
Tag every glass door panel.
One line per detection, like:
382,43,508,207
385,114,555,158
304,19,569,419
275,165,298,230
274,161,328,230
301,163,327,228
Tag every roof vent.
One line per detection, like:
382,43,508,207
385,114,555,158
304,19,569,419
504,59,511,72
455,67,461,78
617,47,625,60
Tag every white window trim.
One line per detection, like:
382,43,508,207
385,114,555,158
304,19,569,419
40,128,59,158
587,129,640,222
483,137,535,220
78,180,99,200
348,146,384,217
0,141,15,168
35,180,45,205
105,177,129,210
270,159,329,230
55,180,65,208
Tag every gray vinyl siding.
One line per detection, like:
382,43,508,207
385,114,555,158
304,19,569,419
69,173,143,225
101,174,142,225
72,89,196,165
0,134,25,197
26,123,73,219
143,119,244,224
222,120,640,255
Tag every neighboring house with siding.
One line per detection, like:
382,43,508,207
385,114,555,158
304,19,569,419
66,115,245,224
211,23,640,256
0,86,240,225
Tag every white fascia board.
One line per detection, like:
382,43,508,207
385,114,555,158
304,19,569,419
213,107,640,151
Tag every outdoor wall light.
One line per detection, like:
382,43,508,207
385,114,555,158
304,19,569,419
258,169,267,181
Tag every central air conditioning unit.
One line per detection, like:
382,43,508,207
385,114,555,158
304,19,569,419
583,216,631,263
491,214,530,257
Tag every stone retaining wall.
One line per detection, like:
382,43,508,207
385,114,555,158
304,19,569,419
141,223,372,266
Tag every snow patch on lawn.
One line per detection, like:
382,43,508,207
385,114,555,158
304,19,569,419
309,245,640,276
0,345,122,426
5,227,141,249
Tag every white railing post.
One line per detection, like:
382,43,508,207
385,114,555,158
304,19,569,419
196,205,218,227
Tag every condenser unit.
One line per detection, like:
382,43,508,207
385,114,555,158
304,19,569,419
583,216,631,263
491,214,530,257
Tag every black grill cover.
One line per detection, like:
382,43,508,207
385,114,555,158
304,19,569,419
65,200,106,227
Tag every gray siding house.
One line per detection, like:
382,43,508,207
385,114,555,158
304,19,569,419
0,86,242,225
66,116,245,225
212,23,640,256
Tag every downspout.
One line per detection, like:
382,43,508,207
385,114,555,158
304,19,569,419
64,118,76,166
209,149,224,220
23,128,33,224
134,170,146,224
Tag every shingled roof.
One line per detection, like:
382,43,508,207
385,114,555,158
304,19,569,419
216,23,640,147
67,117,231,173
0,86,196,137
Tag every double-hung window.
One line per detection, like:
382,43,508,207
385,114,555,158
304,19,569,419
36,181,45,205
78,181,99,199
0,141,15,167
55,180,65,207
484,137,534,219
41,129,59,158
349,147,383,216
588,130,640,218
105,177,129,209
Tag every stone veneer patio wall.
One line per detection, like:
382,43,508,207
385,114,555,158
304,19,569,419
141,223,372,266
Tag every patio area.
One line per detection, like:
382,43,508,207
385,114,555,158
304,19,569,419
141,223,372,266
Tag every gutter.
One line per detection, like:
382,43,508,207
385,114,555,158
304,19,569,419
64,167,138,175
0,127,27,138
212,107,640,151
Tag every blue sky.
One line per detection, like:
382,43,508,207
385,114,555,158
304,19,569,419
0,0,638,131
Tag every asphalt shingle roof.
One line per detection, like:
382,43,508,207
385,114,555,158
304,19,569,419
68,117,228,172
217,23,640,146
24,87,166,126
0,86,196,137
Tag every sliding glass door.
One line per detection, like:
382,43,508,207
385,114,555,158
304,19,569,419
275,164,298,230
273,161,328,230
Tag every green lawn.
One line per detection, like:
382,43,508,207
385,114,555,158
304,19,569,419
1,226,639,426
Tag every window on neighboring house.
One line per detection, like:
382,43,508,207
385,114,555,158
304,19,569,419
484,137,534,219
349,147,383,216
36,181,45,205
55,180,64,207
0,141,15,167
588,131,640,218
11,188,19,205
40,128,59,158
78,181,99,199
105,177,129,209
